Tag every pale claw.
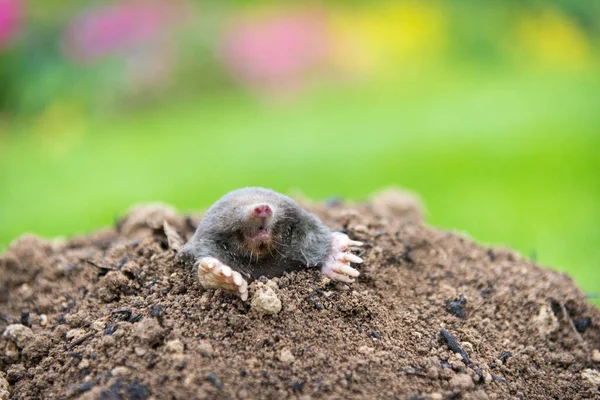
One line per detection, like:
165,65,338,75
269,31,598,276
321,232,364,283
196,257,249,301
334,263,360,277
347,240,364,247
331,231,363,251
327,272,355,283
342,253,363,264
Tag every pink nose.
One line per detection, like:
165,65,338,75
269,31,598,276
253,204,272,219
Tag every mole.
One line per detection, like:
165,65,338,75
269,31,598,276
180,187,364,300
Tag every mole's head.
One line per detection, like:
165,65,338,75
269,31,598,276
203,187,301,258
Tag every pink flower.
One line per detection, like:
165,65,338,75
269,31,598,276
220,8,331,93
0,0,22,49
62,0,185,64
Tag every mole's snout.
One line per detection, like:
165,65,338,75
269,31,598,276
252,204,272,219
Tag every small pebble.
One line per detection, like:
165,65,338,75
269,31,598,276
250,283,282,316
135,347,147,356
581,368,600,385
278,348,295,364
111,367,130,377
3,324,35,348
592,349,600,363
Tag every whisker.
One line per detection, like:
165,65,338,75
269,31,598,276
271,239,289,252
300,249,309,266
272,245,285,259
247,250,254,269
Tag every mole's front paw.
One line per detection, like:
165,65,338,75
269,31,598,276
321,232,363,283
195,257,249,301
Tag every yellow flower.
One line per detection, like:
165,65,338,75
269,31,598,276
328,1,447,78
514,8,593,69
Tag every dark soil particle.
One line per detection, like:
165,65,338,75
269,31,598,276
445,295,467,319
440,329,471,365
575,318,592,333
1,190,600,399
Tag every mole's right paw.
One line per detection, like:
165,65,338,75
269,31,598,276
195,257,249,301
321,232,363,283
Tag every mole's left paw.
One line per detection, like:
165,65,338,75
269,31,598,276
321,232,363,283
195,257,249,301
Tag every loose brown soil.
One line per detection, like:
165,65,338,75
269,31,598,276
1,190,599,400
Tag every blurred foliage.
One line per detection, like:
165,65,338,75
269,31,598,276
0,0,599,303
0,0,598,116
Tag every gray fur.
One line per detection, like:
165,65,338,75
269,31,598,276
180,187,332,281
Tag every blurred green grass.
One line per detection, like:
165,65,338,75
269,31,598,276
1,69,599,303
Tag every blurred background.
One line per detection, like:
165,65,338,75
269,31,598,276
0,1,598,302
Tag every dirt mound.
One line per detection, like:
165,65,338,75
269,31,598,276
1,191,599,399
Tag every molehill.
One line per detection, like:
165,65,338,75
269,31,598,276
1,190,599,399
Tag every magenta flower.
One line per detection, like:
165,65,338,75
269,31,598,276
0,0,22,49
62,0,185,64
220,8,331,93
